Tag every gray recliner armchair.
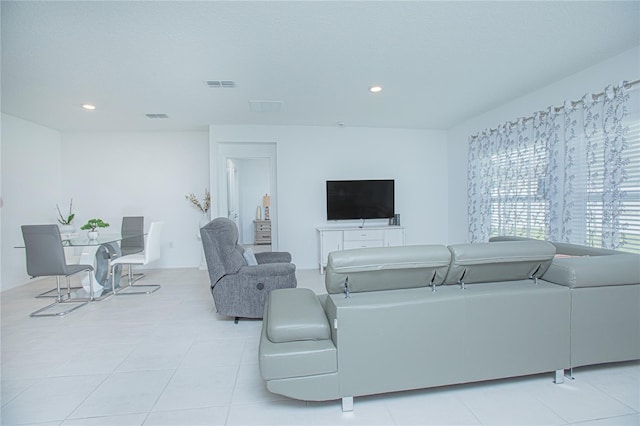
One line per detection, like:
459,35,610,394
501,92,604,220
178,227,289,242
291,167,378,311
200,217,297,323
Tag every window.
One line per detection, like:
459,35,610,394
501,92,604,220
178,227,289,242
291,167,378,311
579,119,640,252
488,142,547,240
469,82,639,253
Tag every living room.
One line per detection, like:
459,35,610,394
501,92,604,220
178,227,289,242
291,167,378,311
3,49,638,291
1,1,639,424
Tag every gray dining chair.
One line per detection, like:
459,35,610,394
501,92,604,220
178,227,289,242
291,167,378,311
21,224,95,317
35,244,83,299
120,216,145,282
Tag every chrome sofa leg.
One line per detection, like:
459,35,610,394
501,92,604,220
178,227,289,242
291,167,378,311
341,396,354,412
554,369,564,384
565,367,575,380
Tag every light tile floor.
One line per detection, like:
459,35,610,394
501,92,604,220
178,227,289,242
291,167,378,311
1,268,638,426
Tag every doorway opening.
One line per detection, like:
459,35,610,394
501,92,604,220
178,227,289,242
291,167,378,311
226,158,271,247
216,142,278,250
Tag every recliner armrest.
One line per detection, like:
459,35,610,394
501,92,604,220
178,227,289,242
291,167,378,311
256,251,292,264
267,288,331,343
240,262,296,277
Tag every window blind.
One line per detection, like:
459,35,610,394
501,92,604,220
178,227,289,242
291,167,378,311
469,82,639,253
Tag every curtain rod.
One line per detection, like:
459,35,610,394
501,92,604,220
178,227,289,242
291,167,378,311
470,79,640,140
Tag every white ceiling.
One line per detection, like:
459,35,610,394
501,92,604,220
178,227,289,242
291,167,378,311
2,1,639,132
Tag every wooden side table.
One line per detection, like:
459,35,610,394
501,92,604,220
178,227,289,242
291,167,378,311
254,220,272,245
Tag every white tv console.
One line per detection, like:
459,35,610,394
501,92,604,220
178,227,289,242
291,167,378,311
316,225,405,274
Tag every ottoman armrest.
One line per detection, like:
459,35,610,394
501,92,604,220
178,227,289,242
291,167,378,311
267,288,331,343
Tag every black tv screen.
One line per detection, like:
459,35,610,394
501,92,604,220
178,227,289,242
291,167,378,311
326,180,395,220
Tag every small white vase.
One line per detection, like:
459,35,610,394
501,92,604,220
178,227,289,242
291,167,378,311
199,212,210,229
59,224,75,235
87,230,99,240
198,212,210,270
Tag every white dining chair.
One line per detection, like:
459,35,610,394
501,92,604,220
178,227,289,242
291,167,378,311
110,221,164,295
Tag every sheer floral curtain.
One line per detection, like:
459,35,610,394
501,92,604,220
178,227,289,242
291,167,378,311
468,81,639,252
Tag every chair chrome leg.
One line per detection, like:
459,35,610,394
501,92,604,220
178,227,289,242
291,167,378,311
30,275,89,317
121,265,144,283
115,284,161,295
30,299,88,317
36,285,82,298
66,276,72,298
55,276,63,302
112,264,160,296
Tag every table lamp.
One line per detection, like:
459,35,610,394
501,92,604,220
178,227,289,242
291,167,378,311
263,194,271,220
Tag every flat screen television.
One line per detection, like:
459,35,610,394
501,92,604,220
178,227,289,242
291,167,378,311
326,179,395,220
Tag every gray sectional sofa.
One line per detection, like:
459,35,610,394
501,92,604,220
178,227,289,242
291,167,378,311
258,239,640,411
490,236,640,370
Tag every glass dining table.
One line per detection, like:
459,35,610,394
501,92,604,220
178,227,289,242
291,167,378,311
62,232,150,299
58,233,122,298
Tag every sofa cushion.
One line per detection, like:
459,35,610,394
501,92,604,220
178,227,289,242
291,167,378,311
267,288,331,343
325,245,451,294
444,241,556,285
542,254,640,288
489,236,622,256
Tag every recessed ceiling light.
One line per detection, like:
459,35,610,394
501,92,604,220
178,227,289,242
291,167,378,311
369,85,383,93
82,104,96,110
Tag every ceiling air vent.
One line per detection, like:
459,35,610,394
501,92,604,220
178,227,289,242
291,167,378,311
146,113,169,119
205,80,236,88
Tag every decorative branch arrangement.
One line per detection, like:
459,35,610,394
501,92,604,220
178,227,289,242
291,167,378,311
56,199,75,225
185,189,211,213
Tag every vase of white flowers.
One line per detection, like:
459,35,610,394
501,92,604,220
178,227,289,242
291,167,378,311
186,190,211,225
185,189,211,214
186,189,212,270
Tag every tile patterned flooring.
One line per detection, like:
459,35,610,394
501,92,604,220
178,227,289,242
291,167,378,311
1,267,638,425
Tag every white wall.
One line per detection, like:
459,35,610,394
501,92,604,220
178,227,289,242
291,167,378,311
1,115,3,289
1,114,63,291
61,131,209,269
210,125,449,269
1,125,209,291
447,46,640,244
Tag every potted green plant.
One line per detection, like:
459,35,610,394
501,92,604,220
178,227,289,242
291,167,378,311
56,199,76,234
80,218,110,240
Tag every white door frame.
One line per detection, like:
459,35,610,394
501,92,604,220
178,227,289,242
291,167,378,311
213,142,278,250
